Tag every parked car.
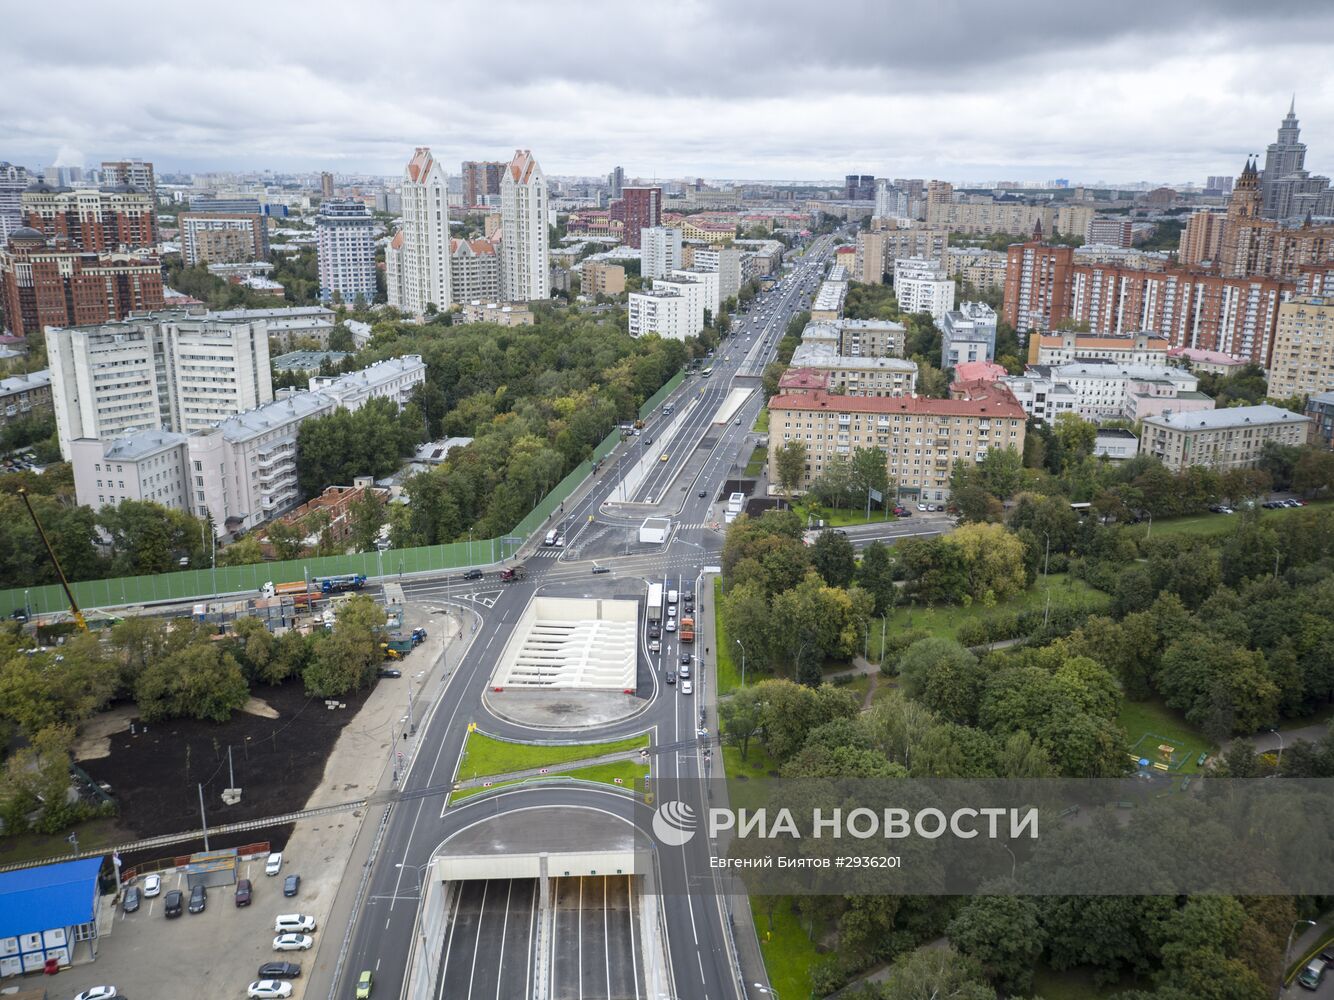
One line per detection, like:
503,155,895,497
1297,957,1327,990
188,884,207,913
284,874,300,897
356,970,374,999
257,962,302,979
461,568,483,580
164,889,183,918
141,873,161,897
272,934,313,952
235,878,252,907
377,668,402,679
74,987,118,1000
122,886,140,914
247,982,293,999
265,852,283,876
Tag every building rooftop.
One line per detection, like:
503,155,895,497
214,391,334,444
0,369,51,394
212,305,334,322
1143,405,1311,430
952,360,1007,383
413,437,474,464
1044,362,1196,382
1036,333,1170,351
312,355,424,395
93,430,188,461
0,857,102,940
1166,346,1248,366
790,342,918,372
839,318,907,332
272,350,350,372
1309,390,1334,405
770,388,1026,420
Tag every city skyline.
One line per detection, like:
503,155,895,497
4,1,1334,184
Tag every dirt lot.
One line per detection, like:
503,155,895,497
77,679,374,846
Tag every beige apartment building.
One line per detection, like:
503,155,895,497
1268,295,1334,398
1139,405,1310,472
944,247,1009,292
581,260,626,296
925,183,1094,238
856,224,949,284
767,386,1026,502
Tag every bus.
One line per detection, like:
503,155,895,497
701,367,713,378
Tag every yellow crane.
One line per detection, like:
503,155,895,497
17,487,87,632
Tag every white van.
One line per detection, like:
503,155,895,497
544,529,558,546
667,589,679,605
274,914,317,933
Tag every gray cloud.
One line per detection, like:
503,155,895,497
3,0,1334,182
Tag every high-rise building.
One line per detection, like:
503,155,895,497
1178,209,1228,266
316,199,376,304
22,185,158,252
449,238,501,303
0,163,29,243
641,225,682,279
179,212,269,265
1085,216,1133,248
386,147,451,316
1268,295,1334,398
581,261,625,297
1205,175,1234,196
1003,237,1075,338
188,196,263,215
462,161,505,209
100,160,156,201
941,303,998,370
893,257,955,323
608,166,625,199
688,245,741,300
0,228,164,337
500,150,550,302
628,288,693,341
844,175,875,200
1260,98,1327,220
1219,158,1334,279
320,172,334,199
653,274,706,334
618,187,661,249
46,311,274,458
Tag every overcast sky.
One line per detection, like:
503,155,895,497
4,0,1334,185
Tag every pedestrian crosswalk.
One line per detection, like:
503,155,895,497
531,548,564,558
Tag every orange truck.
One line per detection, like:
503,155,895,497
679,616,695,643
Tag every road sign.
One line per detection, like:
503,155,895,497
869,487,884,503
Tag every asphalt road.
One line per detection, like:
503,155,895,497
333,235,843,1000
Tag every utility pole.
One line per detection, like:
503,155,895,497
198,783,210,850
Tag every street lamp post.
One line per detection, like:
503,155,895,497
1041,529,1052,627
735,639,746,688
1280,919,1316,997
376,539,390,604
753,984,780,998
1270,728,1285,772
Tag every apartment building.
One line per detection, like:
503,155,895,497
180,212,269,265
642,226,682,280
788,341,918,396
628,288,694,341
581,260,626,297
1085,216,1133,248
308,355,426,411
459,301,535,326
386,147,451,316
854,231,887,284
837,319,907,357
653,274,706,334
893,257,955,323
21,185,158,251
1028,331,1169,366
767,386,1026,502
861,222,950,286
732,239,785,276
449,238,502,303
1000,362,1206,423
1003,240,1075,337
46,312,274,458
0,163,30,243
500,150,550,301
1166,347,1249,377
1140,405,1310,472
100,161,156,200
1306,390,1334,448
0,369,52,427
461,160,505,209
811,268,849,321
690,246,742,300
944,247,1008,292
1178,209,1228,266
213,304,335,351
1268,295,1334,398
671,267,720,316
71,431,190,511
941,302,998,370
1,228,164,337
925,185,1094,238
315,199,376,304
618,187,662,249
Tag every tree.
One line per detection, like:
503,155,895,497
773,439,807,501
946,523,1028,601
303,595,386,696
718,686,764,759
348,490,386,553
876,945,997,1000
721,580,774,674
266,519,306,560
947,894,1045,995
849,446,890,505
854,541,897,615
1293,447,1334,498
134,635,249,723
897,638,985,724
218,535,265,567
977,447,1024,499
810,529,856,588
1052,412,1097,468
1157,637,1278,738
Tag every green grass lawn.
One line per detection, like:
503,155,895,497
0,816,124,866
796,504,898,528
449,759,649,804
1118,698,1214,774
744,445,768,477
753,407,769,433
867,573,1110,657
715,578,743,694
751,896,820,999
459,730,649,780
1140,499,1333,538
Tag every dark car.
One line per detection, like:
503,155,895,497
283,874,300,898
376,668,402,679
10,608,27,622
188,884,207,914
461,568,483,580
258,962,302,979
648,624,661,639
665,671,677,685
698,490,707,498
122,886,141,914
681,653,692,665
164,889,183,918
591,565,610,574
235,878,252,907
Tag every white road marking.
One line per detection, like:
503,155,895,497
466,879,490,999
494,879,513,1000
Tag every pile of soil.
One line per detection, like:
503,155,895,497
79,680,374,853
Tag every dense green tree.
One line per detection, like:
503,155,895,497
134,634,249,723
872,945,997,1000
773,439,808,500
854,541,897,615
947,894,1045,994
718,685,763,759
898,638,984,724
810,529,856,588
1157,637,1278,738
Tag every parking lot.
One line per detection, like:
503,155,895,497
39,853,333,1000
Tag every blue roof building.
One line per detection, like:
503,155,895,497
0,857,102,973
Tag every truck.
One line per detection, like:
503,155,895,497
384,636,416,655
679,616,695,643
500,566,527,582
646,583,664,628
261,581,316,599
314,574,366,593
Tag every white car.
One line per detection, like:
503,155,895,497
247,983,293,1000
649,639,661,653
681,680,694,695
141,873,161,897
666,620,676,632
265,852,283,876
74,989,118,1000
273,934,314,951
917,503,928,512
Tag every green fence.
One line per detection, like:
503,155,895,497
1,373,692,617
